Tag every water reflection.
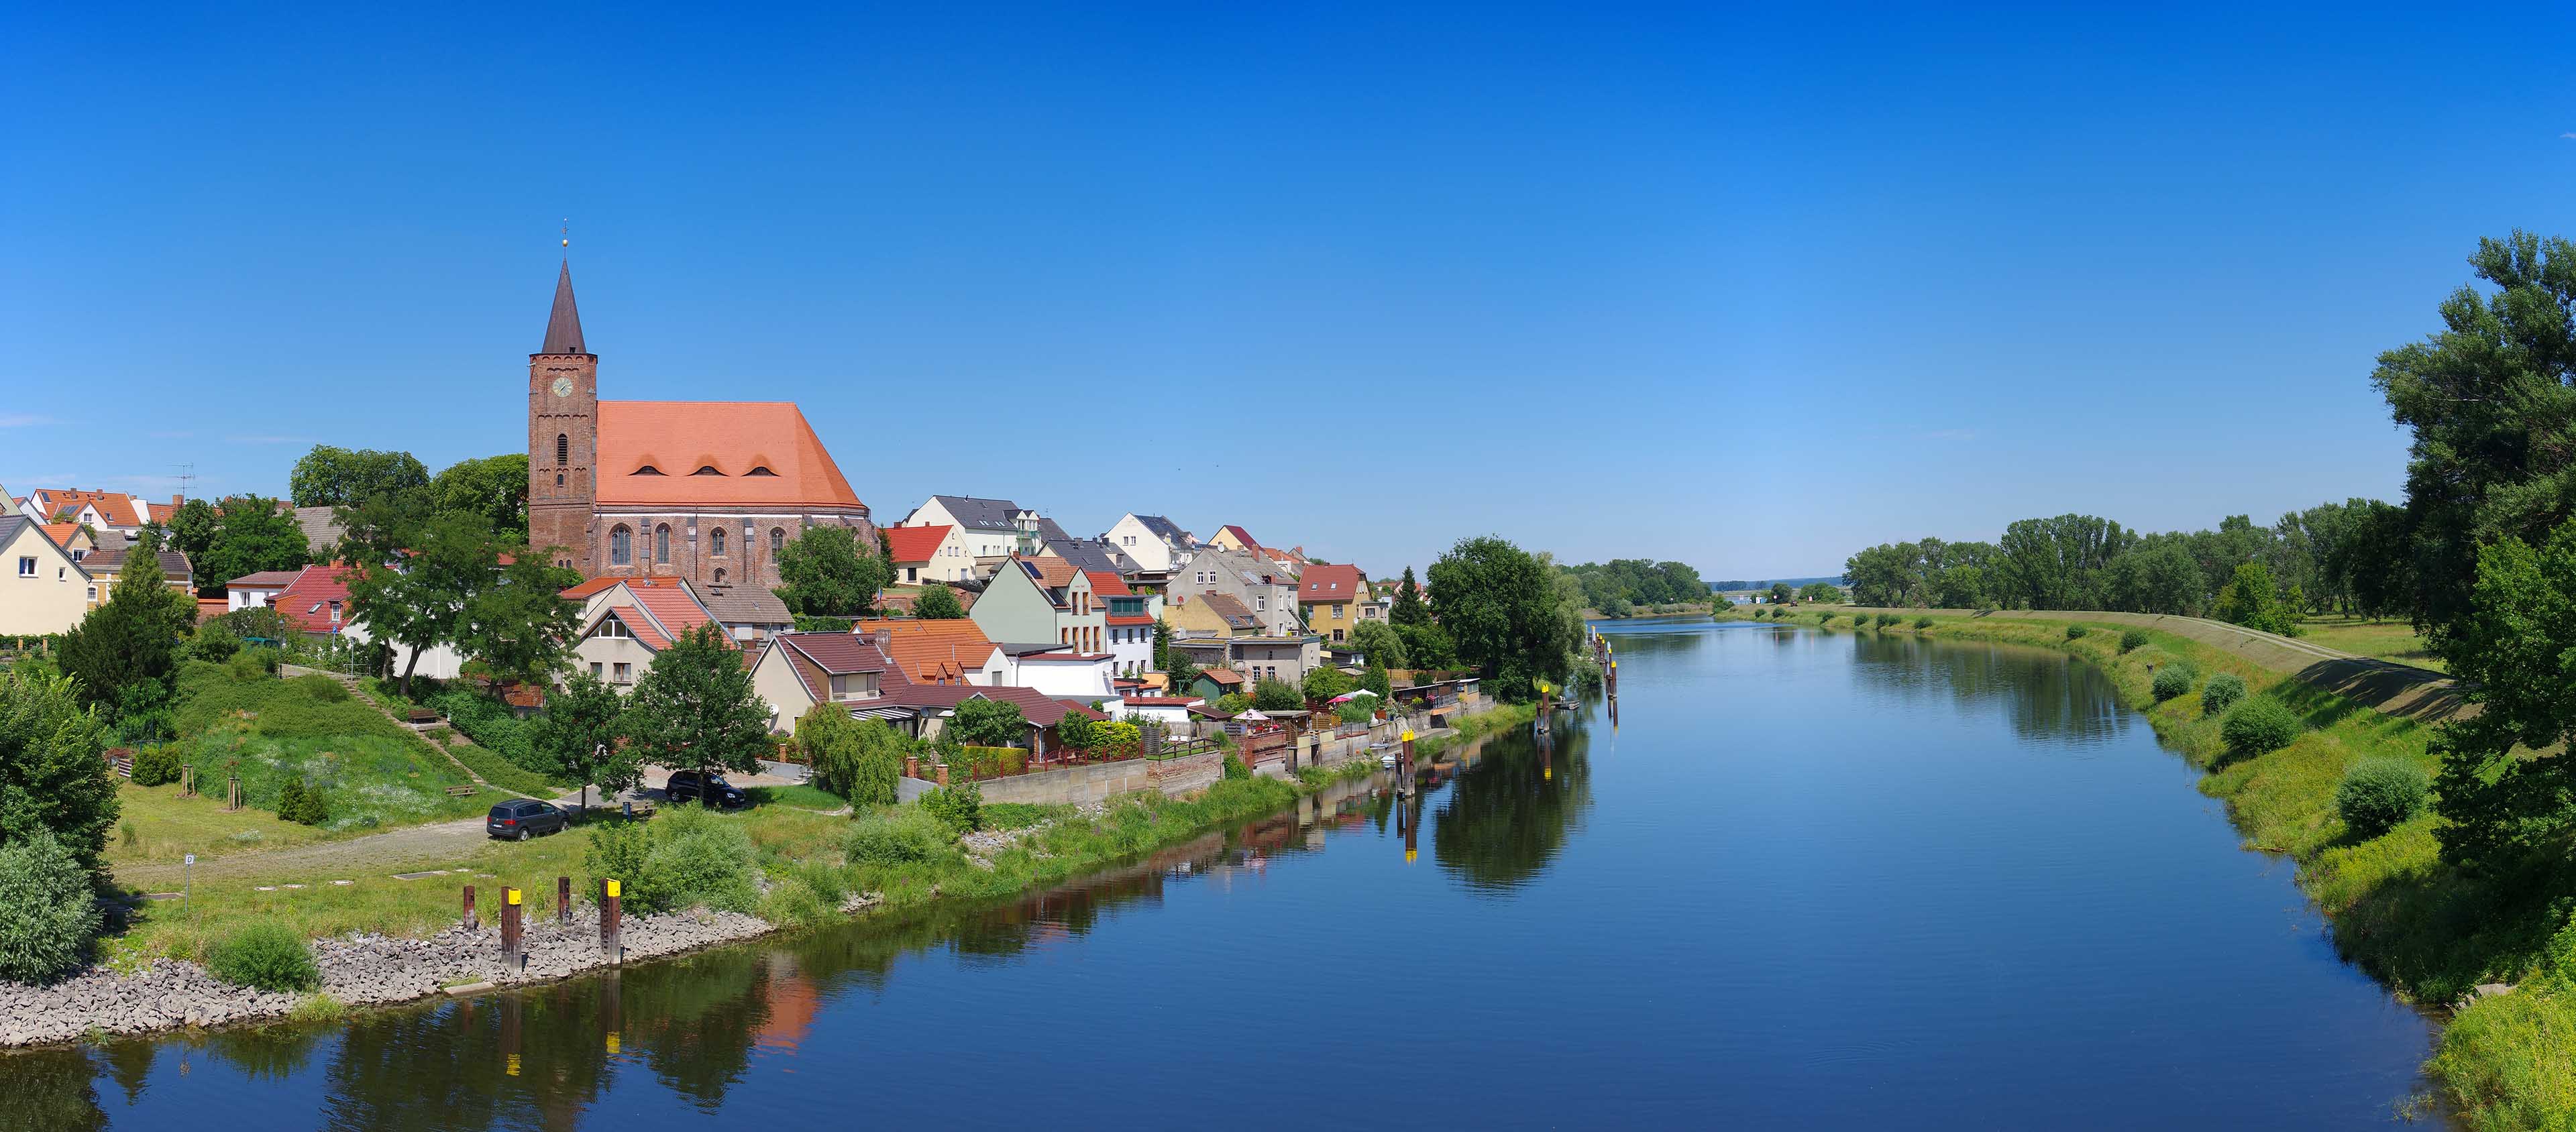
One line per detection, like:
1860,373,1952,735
1846,632,2129,745
1431,714,1594,892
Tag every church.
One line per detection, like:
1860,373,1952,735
526,262,874,588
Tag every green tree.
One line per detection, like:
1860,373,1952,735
1766,582,1794,604
950,697,1028,747
338,503,498,698
166,498,219,573
799,705,904,805
0,830,103,982
1390,567,1430,627
531,672,633,811
912,583,965,620
1252,677,1303,712
2213,561,2297,636
1427,535,1579,701
0,669,119,872
1302,665,1356,702
1931,564,1986,609
1798,581,1845,604
2425,517,2576,868
625,624,773,784
57,543,189,732
431,453,531,541
1348,619,1407,670
1150,618,1175,669
458,552,582,687
2100,539,2206,616
1395,622,1458,669
194,495,311,600
1163,648,1201,697
773,525,891,618
1362,662,1393,702
289,445,429,508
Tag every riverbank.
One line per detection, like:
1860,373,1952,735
8,701,1533,1054
1714,606,2560,1129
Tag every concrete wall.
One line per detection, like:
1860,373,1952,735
1146,750,1222,795
973,758,1150,805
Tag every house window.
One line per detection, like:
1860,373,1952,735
610,526,633,565
14,557,30,577
556,434,569,466
1255,597,1267,612
1332,605,1344,618
771,528,785,555
710,527,726,557
556,473,566,488
655,524,671,565
830,673,878,701
590,662,603,679
906,567,918,582
86,586,96,602
613,662,633,684
1333,629,1345,642
327,600,342,623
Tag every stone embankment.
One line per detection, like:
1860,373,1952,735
0,901,789,1049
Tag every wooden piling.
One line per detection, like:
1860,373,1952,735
557,876,571,924
462,885,478,932
600,879,622,960
501,888,523,969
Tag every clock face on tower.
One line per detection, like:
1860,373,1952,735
550,376,574,398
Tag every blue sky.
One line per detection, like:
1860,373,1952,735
4,3,2571,579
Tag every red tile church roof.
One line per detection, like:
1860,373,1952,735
594,401,865,509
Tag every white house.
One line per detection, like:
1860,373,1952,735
1102,513,1195,575
882,523,979,583
1117,695,1204,730
561,576,728,689
898,495,1040,559
1001,649,1117,699
226,570,301,612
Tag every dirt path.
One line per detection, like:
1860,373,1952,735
1786,607,2469,723
116,816,492,890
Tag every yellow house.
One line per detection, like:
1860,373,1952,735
0,516,93,635
1163,591,1262,640
1296,564,1375,643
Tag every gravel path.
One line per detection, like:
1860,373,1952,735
115,817,492,890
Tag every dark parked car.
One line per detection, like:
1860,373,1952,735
486,799,569,841
663,770,749,809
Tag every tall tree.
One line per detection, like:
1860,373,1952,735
912,583,965,620
290,445,430,508
2425,516,2576,869
431,453,531,541
0,669,119,873
1348,619,1407,670
1390,567,1429,626
1426,536,1578,701
57,542,189,731
458,552,582,687
531,672,634,811
165,498,219,571
772,525,891,618
625,624,771,783
195,494,310,598
338,502,495,698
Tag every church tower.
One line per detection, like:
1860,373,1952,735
528,261,598,571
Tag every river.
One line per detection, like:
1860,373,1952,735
7,619,2442,1129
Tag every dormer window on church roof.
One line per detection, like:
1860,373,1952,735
745,466,777,477
633,465,665,475
693,465,724,476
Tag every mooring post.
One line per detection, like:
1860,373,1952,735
462,884,478,931
1608,659,1618,699
557,876,571,923
1403,795,1419,863
1399,728,1415,793
601,879,623,962
502,887,523,970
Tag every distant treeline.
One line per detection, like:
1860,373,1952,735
1709,575,1845,592
1560,559,1708,614
1838,500,2406,626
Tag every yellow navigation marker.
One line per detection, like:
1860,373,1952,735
506,888,521,906
506,1053,521,1076
1405,848,1417,864
606,879,621,898
1400,730,1415,742
606,1032,621,1054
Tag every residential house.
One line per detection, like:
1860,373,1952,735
39,524,95,566
969,555,1108,653
1229,635,1325,687
227,570,301,612
698,583,794,643
1164,590,1260,640
1297,564,1377,643
1183,665,1244,701
0,516,90,635
1116,695,1205,730
271,564,358,638
292,506,345,556
882,523,977,583
561,576,729,688
898,496,1040,559
1169,547,1298,635
77,545,195,611
1090,571,1158,678
753,632,1107,753
18,490,178,538
1209,524,1262,555
1003,649,1117,699
847,618,1008,686
1101,513,1195,574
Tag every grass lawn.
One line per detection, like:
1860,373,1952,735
743,783,847,811
110,781,335,868
164,661,506,832
2297,614,2445,672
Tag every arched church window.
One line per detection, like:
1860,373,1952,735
555,473,564,488
770,528,785,554
711,527,727,557
610,526,632,566
655,524,671,565
557,435,569,466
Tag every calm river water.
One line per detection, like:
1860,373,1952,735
9,620,2442,1129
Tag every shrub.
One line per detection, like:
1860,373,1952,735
1222,754,1252,781
2150,664,2194,702
225,650,269,682
286,781,329,826
2065,624,2089,640
191,621,242,663
584,820,654,908
643,805,760,915
427,691,548,778
1251,678,1303,712
1915,616,1934,630
2541,918,2576,988
1876,614,1900,628
2118,629,2148,653
2201,673,2246,716
845,806,951,864
920,782,983,836
0,830,102,982
129,744,183,787
290,674,349,703
2334,758,2430,838
205,922,319,991
2220,697,2302,760
760,872,835,929
803,709,906,807
275,777,308,822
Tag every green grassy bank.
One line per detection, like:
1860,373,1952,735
1719,606,2571,1129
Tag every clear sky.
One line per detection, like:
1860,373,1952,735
5,3,2571,579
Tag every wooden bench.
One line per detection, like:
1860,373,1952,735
445,785,479,798
407,708,443,726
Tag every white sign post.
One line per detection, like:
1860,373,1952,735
184,854,195,901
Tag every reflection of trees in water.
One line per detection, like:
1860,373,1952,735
1430,716,1593,892
319,984,620,1130
100,1038,154,1102
1847,633,2126,744
0,1048,106,1132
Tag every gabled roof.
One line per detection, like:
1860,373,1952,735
849,618,1000,684
0,517,66,565
628,582,718,646
1196,667,1244,687
885,682,1102,727
925,496,1026,530
38,523,82,550
292,506,345,555
1132,514,1189,543
1020,555,1079,591
1045,537,1126,574
274,565,357,634
698,584,792,626
1299,564,1366,604
1199,591,1259,630
539,260,587,355
1218,524,1260,550
559,576,628,600
25,490,149,528
1084,570,1132,597
594,605,672,649
227,570,303,589
765,632,906,708
594,402,863,508
880,524,953,563
83,546,191,581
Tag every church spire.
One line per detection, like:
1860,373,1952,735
539,260,587,355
